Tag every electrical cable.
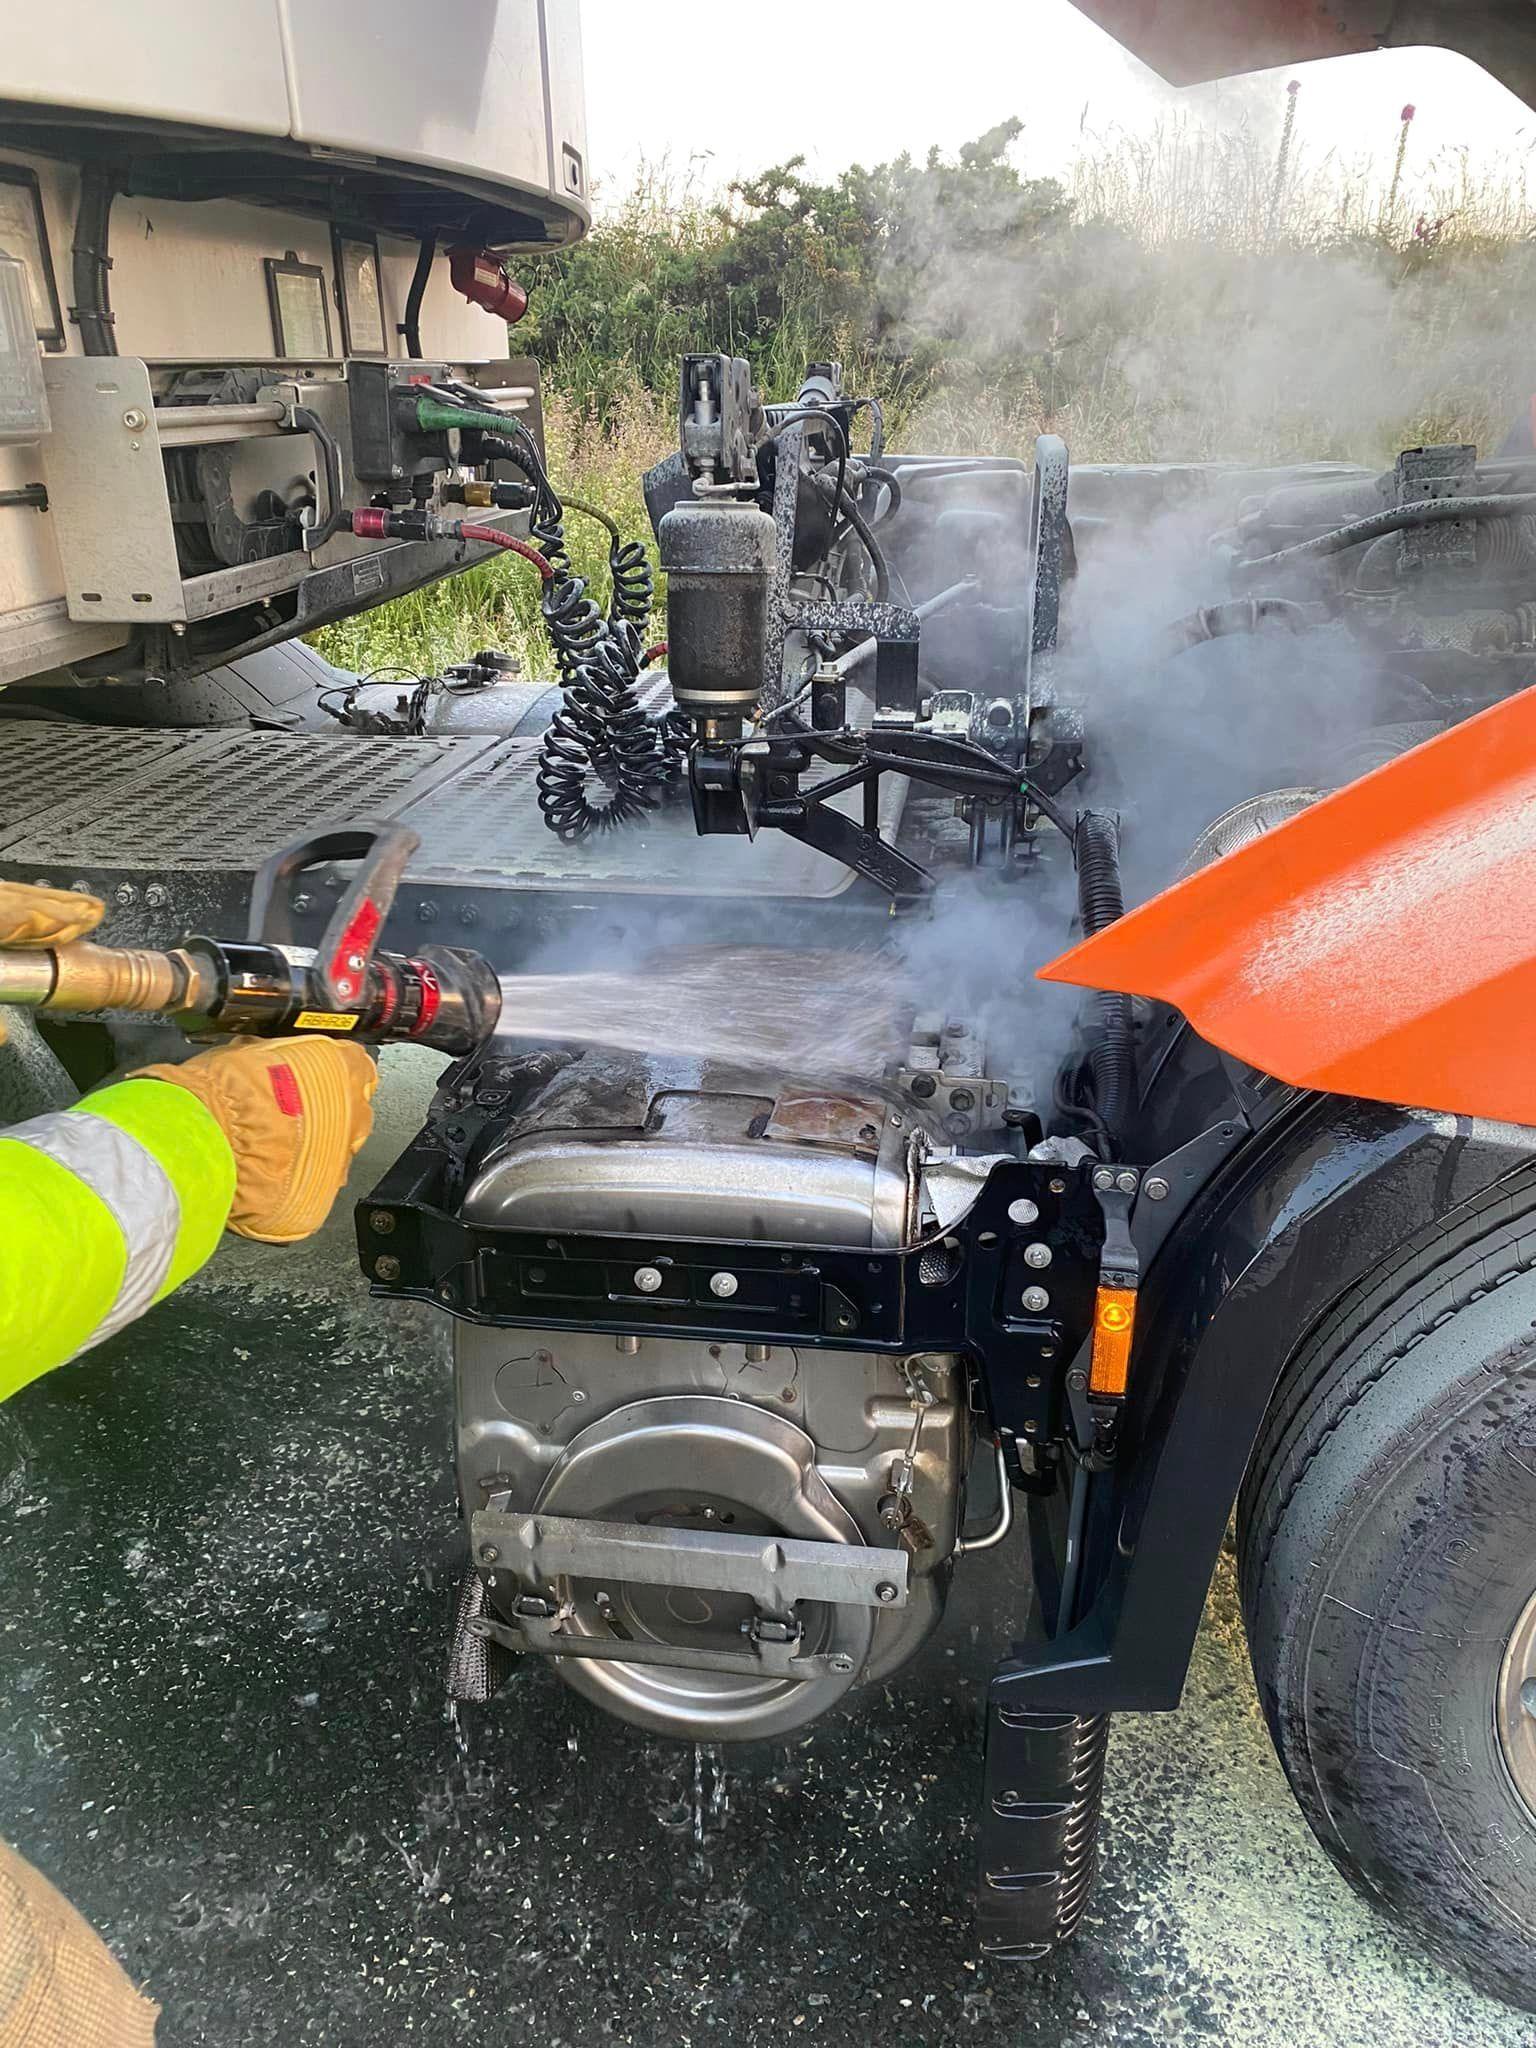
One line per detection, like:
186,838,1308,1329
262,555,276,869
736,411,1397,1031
400,232,436,358
762,408,849,521
848,395,885,463
860,465,903,522
813,472,890,601
71,168,119,357
1233,492,1536,580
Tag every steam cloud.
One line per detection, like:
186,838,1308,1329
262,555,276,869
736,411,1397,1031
500,122,1529,1115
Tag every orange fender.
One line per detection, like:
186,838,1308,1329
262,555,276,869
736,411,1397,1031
1039,688,1536,1127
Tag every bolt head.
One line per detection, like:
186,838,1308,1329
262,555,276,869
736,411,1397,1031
709,1271,739,1299
1007,1198,1039,1226
830,1656,854,1674
121,408,147,431
1023,1241,1053,1270
369,1209,395,1235
633,1265,663,1294
144,883,170,909
1092,1166,1115,1190
875,1581,899,1604
1067,1368,1088,1392
1116,1169,1139,1195
113,881,138,907
374,1255,400,1282
1021,1285,1050,1314
1144,1176,1170,1201
478,1544,500,1565
909,1073,937,1098
948,1087,976,1112
1049,1177,1067,1194
570,1388,587,1403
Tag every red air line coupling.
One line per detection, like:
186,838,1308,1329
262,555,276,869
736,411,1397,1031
349,507,554,581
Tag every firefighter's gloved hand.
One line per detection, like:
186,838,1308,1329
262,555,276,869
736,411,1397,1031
136,1036,378,1245
0,880,104,950
0,1838,158,2046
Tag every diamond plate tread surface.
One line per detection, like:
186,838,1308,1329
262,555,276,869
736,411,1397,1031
0,719,905,899
0,723,212,841
0,724,495,868
395,738,907,898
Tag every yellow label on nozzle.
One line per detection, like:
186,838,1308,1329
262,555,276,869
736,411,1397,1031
294,1010,361,1031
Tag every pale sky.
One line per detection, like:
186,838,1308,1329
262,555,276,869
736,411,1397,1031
578,0,1536,209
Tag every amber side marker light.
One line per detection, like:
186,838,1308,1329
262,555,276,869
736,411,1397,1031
1089,1287,1138,1398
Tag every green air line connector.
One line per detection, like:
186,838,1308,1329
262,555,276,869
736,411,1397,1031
412,396,513,438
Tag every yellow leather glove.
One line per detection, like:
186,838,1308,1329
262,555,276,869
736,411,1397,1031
0,880,104,950
0,885,107,1038
136,1036,379,1244
0,1839,158,2047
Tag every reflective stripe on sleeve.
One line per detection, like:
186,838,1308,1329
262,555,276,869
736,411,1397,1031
7,1109,181,1349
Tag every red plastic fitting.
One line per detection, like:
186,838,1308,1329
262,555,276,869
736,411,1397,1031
447,247,529,326
351,507,389,539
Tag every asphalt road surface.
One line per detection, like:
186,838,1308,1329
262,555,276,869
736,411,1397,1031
1,1053,1532,2046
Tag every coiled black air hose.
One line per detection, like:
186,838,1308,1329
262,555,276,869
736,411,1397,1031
560,494,656,629
1074,810,1135,1149
418,384,681,840
530,489,681,838
535,623,665,840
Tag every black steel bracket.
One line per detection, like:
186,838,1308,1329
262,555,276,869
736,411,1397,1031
687,724,1059,901
359,1126,1105,1454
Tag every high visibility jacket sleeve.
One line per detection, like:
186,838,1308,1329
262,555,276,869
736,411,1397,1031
0,1078,236,1402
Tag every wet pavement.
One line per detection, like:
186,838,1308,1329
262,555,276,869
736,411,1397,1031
2,1055,1534,2046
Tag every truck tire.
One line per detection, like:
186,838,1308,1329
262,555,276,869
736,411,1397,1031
1237,1165,1536,2009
